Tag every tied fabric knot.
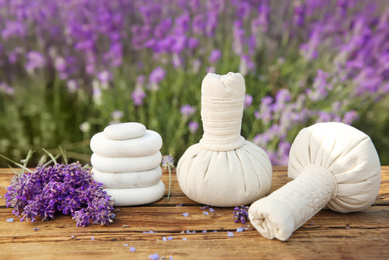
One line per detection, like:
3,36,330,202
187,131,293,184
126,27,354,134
200,97,245,151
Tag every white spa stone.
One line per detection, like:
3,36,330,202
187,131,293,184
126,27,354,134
105,180,165,206
92,166,162,188
103,122,146,140
91,152,162,173
90,130,162,158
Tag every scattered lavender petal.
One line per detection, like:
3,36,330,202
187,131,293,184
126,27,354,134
202,230,207,233
209,208,215,212
227,231,234,237
124,244,128,247
182,238,187,241
236,227,244,232
200,205,209,209
71,235,74,238
149,253,159,260
167,236,173,240
33,228,40,231
203,211,209,215
162,236,167,241
122,225,129,227
6,218,14,223
130,247,136,252
182,212,189,217
176,203,183,207
91,236,95,240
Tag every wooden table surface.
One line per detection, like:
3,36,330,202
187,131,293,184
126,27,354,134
0,166,388,259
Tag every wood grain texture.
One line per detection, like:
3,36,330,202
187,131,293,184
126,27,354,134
0,166,388,259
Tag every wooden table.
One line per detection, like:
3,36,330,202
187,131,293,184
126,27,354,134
0,166,388,259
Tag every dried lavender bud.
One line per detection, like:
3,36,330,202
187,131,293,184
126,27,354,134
233,205,249,224
4,162,115,227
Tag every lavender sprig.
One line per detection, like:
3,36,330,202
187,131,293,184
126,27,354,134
4,161,115,227
162,155,175,202
233,205,249,224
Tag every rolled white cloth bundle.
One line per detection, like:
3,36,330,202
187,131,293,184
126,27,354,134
249,122,381,241
177,72,272,207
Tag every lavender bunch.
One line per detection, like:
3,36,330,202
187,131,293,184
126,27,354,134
4,162,115,227
233,205,250,224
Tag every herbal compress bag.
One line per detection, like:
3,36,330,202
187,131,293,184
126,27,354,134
177,72,272,207
249,122,381,241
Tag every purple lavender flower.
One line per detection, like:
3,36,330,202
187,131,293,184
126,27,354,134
148,66,166,90
342,111,359,125
25,51,46,72
162,155,175,169
188,121,199,134
111,110,124,121
131,88,146,106
180,104,196,117
208,49,221,63
0,82,15,95
4,162,115,227
233,205,249,224
244,94,253,109
148,253,160,260
98,70,112,84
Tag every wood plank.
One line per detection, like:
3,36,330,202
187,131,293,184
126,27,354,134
0,167,388,259
1,166,388,206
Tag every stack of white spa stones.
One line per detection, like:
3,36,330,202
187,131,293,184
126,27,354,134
90,122,165,206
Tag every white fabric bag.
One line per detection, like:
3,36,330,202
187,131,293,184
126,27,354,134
177,72,272,207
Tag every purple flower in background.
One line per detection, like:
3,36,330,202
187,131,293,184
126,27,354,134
111,110,124,121
54,56,66,72
148,66,166,90
272,89,292,112
239,55,255,76
294,3,306,27
208,49,221,63
251,4,270,34
244,94,253,109
192,14,205,35
180,104,196,117
188,38,199,50
131,88,146,106
188,121,199,134
342,111,359,125
25,51,46,72
0,82,15,95
1,20,27,39
98,71,112,84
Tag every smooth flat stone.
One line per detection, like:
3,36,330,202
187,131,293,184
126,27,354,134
103,122,146,140
91,152,162,173
105,180,165,206
90,130,162,158
92,166,162,188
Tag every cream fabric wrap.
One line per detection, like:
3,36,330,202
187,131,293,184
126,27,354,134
177,72,272,207
249,122,381,241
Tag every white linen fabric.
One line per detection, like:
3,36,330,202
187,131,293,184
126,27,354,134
249,122,381,241
177,72,272,207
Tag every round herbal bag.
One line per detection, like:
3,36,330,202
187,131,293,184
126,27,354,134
177,72,272,207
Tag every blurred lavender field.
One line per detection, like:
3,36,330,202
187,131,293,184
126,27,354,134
0,0,388,166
